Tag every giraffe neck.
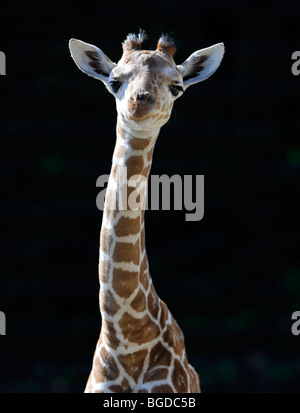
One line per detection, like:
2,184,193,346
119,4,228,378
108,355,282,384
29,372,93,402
98,115,162,351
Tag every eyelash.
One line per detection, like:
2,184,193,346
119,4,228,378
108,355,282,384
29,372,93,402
169,85,184,96
109,79,122,93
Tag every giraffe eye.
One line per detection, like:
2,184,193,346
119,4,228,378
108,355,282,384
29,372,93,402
170,85,183,97
109,79,122,93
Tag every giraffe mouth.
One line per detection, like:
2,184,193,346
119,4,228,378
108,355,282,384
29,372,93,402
127,93,157,121
127,106,155,122
129,111,153,121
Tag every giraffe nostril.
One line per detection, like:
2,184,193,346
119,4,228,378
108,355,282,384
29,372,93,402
136,92,154,103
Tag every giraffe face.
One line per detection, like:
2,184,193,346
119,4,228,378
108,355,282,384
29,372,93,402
109,50,183,128
69,32,224,133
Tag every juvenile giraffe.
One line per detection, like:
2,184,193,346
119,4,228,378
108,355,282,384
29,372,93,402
69,31,224,393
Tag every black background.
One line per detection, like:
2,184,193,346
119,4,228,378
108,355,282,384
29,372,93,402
0,0,299,393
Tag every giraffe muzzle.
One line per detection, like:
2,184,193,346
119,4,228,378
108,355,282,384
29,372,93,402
136,91,155,104
128,91,156,120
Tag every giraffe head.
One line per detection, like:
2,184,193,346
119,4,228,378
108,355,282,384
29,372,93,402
69,30,224,132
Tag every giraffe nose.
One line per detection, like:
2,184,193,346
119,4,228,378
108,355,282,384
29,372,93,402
135,91,155,104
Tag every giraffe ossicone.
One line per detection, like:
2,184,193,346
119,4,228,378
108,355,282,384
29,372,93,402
69,31,224,393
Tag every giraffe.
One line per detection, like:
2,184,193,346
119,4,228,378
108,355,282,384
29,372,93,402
69,30,224,393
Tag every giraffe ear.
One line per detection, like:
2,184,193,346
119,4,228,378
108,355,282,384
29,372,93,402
69,39,116,84
177,43,224,89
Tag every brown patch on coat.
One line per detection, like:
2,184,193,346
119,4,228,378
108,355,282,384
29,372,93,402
147,285,160,319
149,341,172,366
172,359,188,392
139,255,149,291
94,347,119,382
99,260,110,283
114,215,140,237
100,288,120,316
163,323,182,356
144,367,169,383
121,378,132,393
159,301,169,329
152,384,174,393
126,155,145,178
118,349,148,383
162,315,185,358
102,320,120,350
119,312,160,344
113,239,140,266
141,163,151,178
114,144,127,158
130,137,152,150
112,267,139,298
109,385,125,392
100,226,113,255
140,226,145,252
130,288,147,312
